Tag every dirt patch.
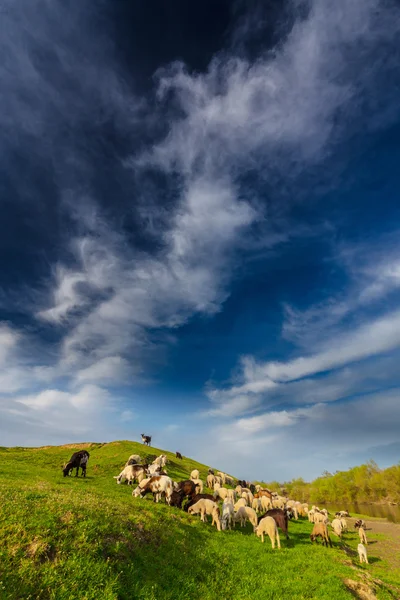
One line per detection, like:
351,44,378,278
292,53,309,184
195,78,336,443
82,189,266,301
343,578,377,600
26,538,56,563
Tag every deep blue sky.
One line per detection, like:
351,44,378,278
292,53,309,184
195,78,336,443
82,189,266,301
1,0,400,481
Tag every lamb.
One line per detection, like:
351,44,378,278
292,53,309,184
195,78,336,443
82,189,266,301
188,499,221,531
221,501,235,530
125,454,142,467
190,469,200,480
255,516,281,549
113,464,146,485
331,518,343,538
191,478,204,494
310,522,332,547
206,474,215,489
358,527,368,545
62,450,90,478
133,475,173,503
358,543,369,564
141,434,151,446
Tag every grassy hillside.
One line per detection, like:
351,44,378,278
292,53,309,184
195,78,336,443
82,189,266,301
0,441,398,600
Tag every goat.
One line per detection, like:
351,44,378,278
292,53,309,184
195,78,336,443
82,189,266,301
141,433,152,446
310,522,332,547
184,493,215,512
176,451,183,459
62,450,89,478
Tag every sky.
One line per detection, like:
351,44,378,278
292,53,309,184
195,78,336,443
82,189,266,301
1,0,400,482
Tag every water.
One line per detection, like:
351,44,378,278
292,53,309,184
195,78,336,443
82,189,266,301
325,503,400,523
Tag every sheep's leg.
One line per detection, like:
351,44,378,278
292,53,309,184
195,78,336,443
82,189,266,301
271,535,275,549
261,533,264,543
276,532,281,549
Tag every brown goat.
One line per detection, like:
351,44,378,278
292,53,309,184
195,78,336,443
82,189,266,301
310,522,332,547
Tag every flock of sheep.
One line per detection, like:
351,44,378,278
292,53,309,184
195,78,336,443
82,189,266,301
111,450,371,563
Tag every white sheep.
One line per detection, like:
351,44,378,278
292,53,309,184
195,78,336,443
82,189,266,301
252,498,262,513
331,518,343,537
260,496,272,511
233,506,248,528
235,485,243,495
359,527,368,545
191,478,204,494
234,498,247,511
217,471,226,485
226,489,236,503
244,506,258,531
188,499,221,531
206,474,215,489
214,481,221,491
152,454,168,468
358,543,368,564
221,501,234,530
340,518,348,532
147,463,166,476
214,475,222,486
190,469,200,480
255,516,281,549
113,465,146,485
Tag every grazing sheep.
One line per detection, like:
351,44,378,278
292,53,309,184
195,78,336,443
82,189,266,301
260,496,272,511
244,506,258,531
62,450,90,478
258,508,289,540
235,485,243,495
234,498,247,511
310,523,332,547
234,506,248,528
255,516,281,549
190,469,200,480
188,499,221,531
213,487,229,501
176,451,183,460
314,512,328,525
184,493,215,512
191,478,204,494
226,489,236,503
221,501,235,530
217,471,227,485
252,498,262,513
125,454,142,467
358,543,369,564
214,476,222,486
331,518,343,538
358,527,368,545
113,464,146,485
224,475,234,486
214,481,221,491
206,474,215,489
141,434,151,446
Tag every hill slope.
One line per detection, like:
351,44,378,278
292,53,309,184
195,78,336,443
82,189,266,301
0,441,396,600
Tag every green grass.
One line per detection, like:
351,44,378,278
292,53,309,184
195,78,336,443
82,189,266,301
0,441,398,600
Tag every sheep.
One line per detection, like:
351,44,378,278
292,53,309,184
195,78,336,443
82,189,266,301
234,507,248,528
234,498,247,511
260,496,272,511
226,489,236,503
184,493,215,512
314,511,328,525
358,527,368,545
224,475,234,486
331,518,343,538
258,508,289,540
125,454,142,467
62,450,90,478
294,501,307,517
188,499,221,531
147,463,165,476
191,478,204,494
221,501,234,530
214,482,221,491
217,471,226,485
206,474,215,489
176,451,183,459
272,496,286,510
310,523,332,547
190,469,200,480
114,464,146,485
134,475,173,503
213,487,229,501
141,434,151,446
340,518,348,532
244,506,258,531
235,485,243,495
252,498,262,513
132,477,151,497
358,543,369,564
169,490,185,508
214,475,222,486
152,454,168,468
242,491,254,505
255,516,281,549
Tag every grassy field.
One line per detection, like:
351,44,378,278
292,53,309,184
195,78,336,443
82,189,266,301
0,441,399,600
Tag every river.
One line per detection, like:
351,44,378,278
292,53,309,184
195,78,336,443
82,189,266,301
325,503,400,523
